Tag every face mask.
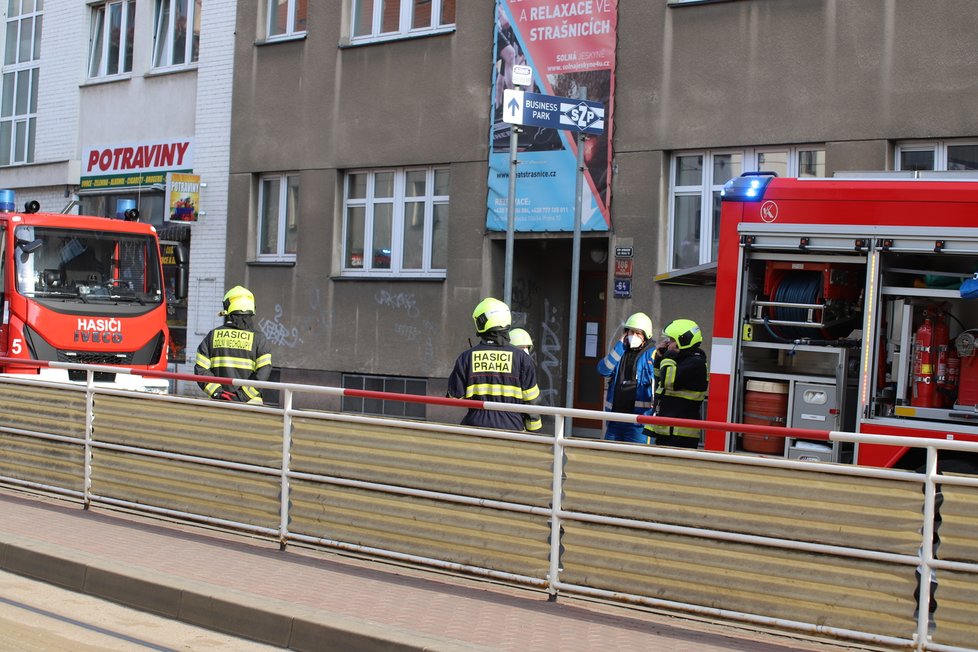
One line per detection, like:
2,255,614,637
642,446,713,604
627,333,645,349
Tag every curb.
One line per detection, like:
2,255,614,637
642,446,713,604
0,532,495,652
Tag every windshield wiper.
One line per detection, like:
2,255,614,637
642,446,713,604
24,290,88,302
101,294,147,305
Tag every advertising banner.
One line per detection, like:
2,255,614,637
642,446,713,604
80,138,194,191
487,0,618,232
165,173,200,223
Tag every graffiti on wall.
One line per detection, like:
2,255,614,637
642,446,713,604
375,289,421,318
258,304,303,348
537,298,562,406
393,320,437,365
375,287,436,365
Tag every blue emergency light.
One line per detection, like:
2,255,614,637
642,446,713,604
0,189,15,212
116,198,139,221
720,171,776,202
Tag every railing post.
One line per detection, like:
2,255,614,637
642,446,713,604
915,445,938,650
279,388,294,550
83,369,95,509
548,419,565,601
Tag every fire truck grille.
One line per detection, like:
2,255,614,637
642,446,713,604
57,351,134,365
56,350,133,382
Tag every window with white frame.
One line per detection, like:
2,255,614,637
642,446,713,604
153,0,201,68
1,0,41,166
89,0,135,78
668,146,825,270
266,0,307,40
896,140,978,172
351,0,455,44
257,174,299,261
342,166,448,277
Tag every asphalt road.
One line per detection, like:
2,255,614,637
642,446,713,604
0,569,278,651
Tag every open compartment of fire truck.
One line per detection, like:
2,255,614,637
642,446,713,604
710,174,978,469
731,229,978,462
875,251,978,422
735,249,862,462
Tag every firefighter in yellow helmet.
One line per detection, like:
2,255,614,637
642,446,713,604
508,328,533,354
194,286,272,404
446,298,542,432
644,318,708,448
507,327,540,431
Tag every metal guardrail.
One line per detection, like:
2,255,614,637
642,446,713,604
0,358,976,652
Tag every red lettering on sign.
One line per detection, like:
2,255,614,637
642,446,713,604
614,258,633,278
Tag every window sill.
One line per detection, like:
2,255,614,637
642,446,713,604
256,32,307,47
668,0,739,6
333,273,446,281
80,73,133,88
145,64,198,78
654,261,717,286
247,259,296,267
341,26,456,48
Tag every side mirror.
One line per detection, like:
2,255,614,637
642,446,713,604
16,238,43,254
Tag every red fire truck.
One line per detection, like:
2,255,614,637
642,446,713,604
706,172,978,472
0,191,170,392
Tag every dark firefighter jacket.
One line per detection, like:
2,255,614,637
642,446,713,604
194,315,272,403
646,346,708,439
447,338,542,432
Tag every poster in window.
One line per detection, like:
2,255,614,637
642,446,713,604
166,172,200,222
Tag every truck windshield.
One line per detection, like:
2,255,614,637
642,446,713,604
14,226,163,305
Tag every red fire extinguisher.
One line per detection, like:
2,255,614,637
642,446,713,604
912,311,937,408
945,346,961,407
934,308,952,407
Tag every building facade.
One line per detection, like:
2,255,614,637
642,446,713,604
2,1,975,427
0,0,237,379
224,0,978,430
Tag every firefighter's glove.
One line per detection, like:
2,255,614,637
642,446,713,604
214,390,237,401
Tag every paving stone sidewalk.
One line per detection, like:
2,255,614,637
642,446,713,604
0,489,872,651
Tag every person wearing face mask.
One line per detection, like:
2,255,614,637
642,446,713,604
644,319,709,448
597,312,657,443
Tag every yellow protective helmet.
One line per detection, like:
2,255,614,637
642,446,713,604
222,285,255,315
472,297,511,334
623,312,653,340
509,328,533,352
663,318,703,349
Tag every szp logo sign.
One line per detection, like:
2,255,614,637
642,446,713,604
760,200,779,223
558,99,605,135
567,103,598,130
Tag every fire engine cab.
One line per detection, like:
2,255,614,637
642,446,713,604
0,190,170,392
706,172,978,472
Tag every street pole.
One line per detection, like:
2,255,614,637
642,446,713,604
564,86,587,423
504,123,519,307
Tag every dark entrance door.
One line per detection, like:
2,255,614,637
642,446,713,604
572,268,607,434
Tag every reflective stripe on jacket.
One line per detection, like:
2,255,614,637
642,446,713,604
195,323,272,403
598,339,657,438
447,340,542,432
646,347,708,439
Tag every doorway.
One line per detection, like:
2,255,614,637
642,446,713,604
505,237,608,435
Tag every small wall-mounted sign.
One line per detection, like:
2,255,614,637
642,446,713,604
613,278,632,298
614,258,633,278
